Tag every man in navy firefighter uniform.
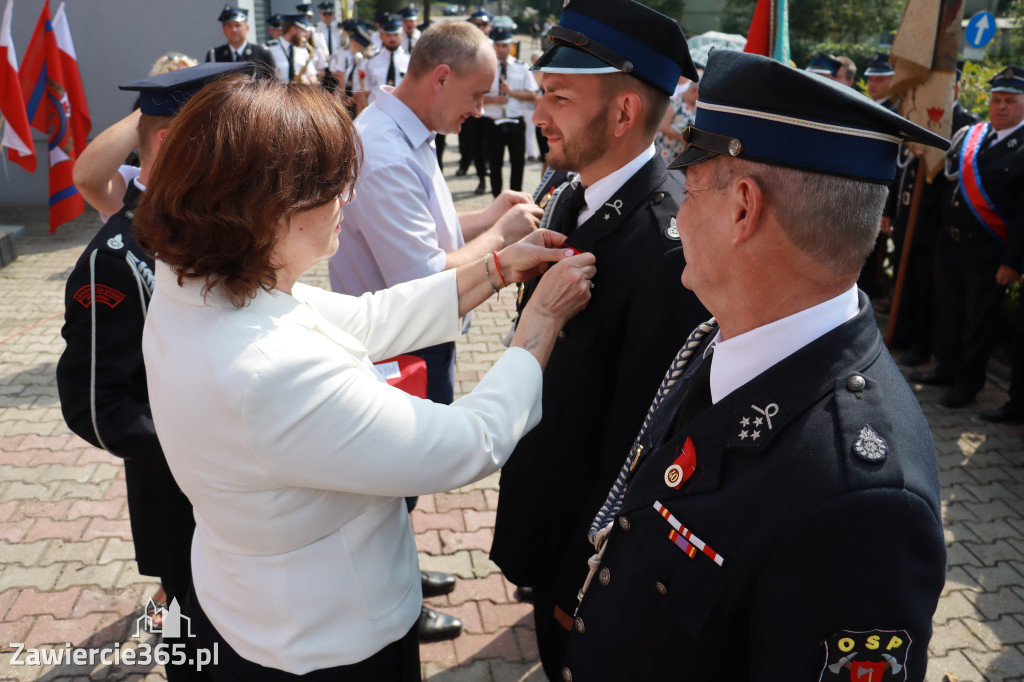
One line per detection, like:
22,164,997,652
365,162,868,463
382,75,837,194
909,66,1024,408
561,50,948,682
489,1,708,678
56,63,252,682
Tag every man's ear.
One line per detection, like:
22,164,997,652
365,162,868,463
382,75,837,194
434,63,452,91
607,90,643,139
729,175,764,245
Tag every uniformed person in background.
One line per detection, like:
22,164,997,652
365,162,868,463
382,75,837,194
315,1,344,56
560,49,949,682
206,5,275,74
888,64,979,368
331,24,371,117
865,52,897,111
489,1,708,678
805,51,843,82
910,66,1024,408
363,13,409,106
263,14,285,62
399,5,421,53
57,62,254,682
272,14,323,85
456,10,493,184
482,27,538,197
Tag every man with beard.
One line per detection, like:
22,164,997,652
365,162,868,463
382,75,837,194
488,1,708,678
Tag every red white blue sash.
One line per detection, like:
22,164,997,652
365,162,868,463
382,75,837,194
958,122,1009,242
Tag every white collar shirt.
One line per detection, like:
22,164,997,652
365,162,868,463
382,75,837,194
572,145,656,226
363,47,409,105
329,86,463,299
705,285,860,404
484,55,539,121
993,118,1024,143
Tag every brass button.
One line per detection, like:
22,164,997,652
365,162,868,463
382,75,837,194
562,667,573,682
125,210,134,219
846,375,866,392
618,516,630,531
655,581,668,596
653,192,665,204
558,330,567,340
574,617,585,633
598,567,610,586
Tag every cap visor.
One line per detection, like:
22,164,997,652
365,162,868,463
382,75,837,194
531,43,620,74
667,146,718,170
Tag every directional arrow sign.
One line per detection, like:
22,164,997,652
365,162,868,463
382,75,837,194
965,11,997,49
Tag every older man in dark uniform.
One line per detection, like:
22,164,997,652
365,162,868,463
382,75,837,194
489,1,708,678
561,50,949,681
910,66,1024,407
57,63,253,681
206,5,275,74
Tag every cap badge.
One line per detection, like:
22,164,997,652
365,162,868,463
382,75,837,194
1003,67,1015,79
728,139,743,156
665,217,679,240
853,424,887,463
107,234,125,250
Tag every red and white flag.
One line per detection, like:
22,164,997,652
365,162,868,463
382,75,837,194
51,2,88,157
18,0,88,232
0,0,34,172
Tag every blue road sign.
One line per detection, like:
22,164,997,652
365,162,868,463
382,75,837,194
965,11,997,49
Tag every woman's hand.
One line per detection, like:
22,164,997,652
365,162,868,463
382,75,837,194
525,252,597,325
510,253,596,369
496,229,572,283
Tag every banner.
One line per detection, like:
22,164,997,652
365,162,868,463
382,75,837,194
18,0,86,232
0,0,34,171
743,0,790,64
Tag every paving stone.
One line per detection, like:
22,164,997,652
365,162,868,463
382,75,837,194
453,629,522,664
81,518,133,542
7,587,81,620
24,518,89,543
412,509,467,533
423,658,490,681
38,539,107,567
964,645,1024,680
0,540,49,567
55,561,125,591
933,589,983,624
973,586,1024,620
463,509,497,532
419,552,474,580
930,618,992,655
416,530,443,556
439,528,495,554
490,659,547,682
965,561,1024,593
0,563,64,591
435,490,488,513
965,615,1024,650
963,539,1024,566
469,550,502,578
1,481,52,503
447,574,512,607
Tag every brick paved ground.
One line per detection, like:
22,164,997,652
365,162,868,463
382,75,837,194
1,146,1023,682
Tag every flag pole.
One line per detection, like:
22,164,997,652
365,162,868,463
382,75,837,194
885,159,926,347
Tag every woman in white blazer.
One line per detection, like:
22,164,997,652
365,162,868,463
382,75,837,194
134,74,596,680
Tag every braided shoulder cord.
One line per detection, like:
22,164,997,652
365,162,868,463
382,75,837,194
586,317,717,546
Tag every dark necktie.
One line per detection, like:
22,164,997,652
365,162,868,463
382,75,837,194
670,353,714,438
386,50,396,86
558,184,588,237
407,34,413,51
982,129,997,150
232,49,239,62
328,29,333,53
500,61,507,82
287,45,294,81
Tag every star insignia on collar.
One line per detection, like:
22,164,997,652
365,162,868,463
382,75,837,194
738,430,748,440
603,213,611,220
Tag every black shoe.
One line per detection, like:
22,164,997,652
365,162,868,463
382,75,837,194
475,181,487,195
513,586,534,603
417,606,462,642
979,401,1024,423
421,570,456,598
908,368,955,386
939,386,977,408
455,166,469,176
897,350,929,367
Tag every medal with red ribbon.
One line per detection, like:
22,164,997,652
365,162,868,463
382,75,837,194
663,436,697,489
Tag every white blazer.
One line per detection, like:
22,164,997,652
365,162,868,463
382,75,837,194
142,261,543,673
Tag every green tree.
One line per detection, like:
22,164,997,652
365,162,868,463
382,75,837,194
721,0,901,45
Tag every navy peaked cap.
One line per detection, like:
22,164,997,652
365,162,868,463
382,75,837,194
350,25,372,46
317,2,334,10
805,51,841,77
400,6,419,18
119,62,253,117
864,52,894,76
267,13,283,27
296,3,315,13
990,65,1024,93
490,28,514,43
218,4,247,22
282,13,314,30
668,51,949,184
531,0,696,96
380,14,402,32
470,10,492,22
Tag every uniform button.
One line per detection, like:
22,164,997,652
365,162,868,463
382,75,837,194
125,210,135,219
655,582,668,596
598,567,610,586
618,516,630,531
653,192,665,204
846,375,866,392
558,330,567,340
562,667,573,682
574,617,585,633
